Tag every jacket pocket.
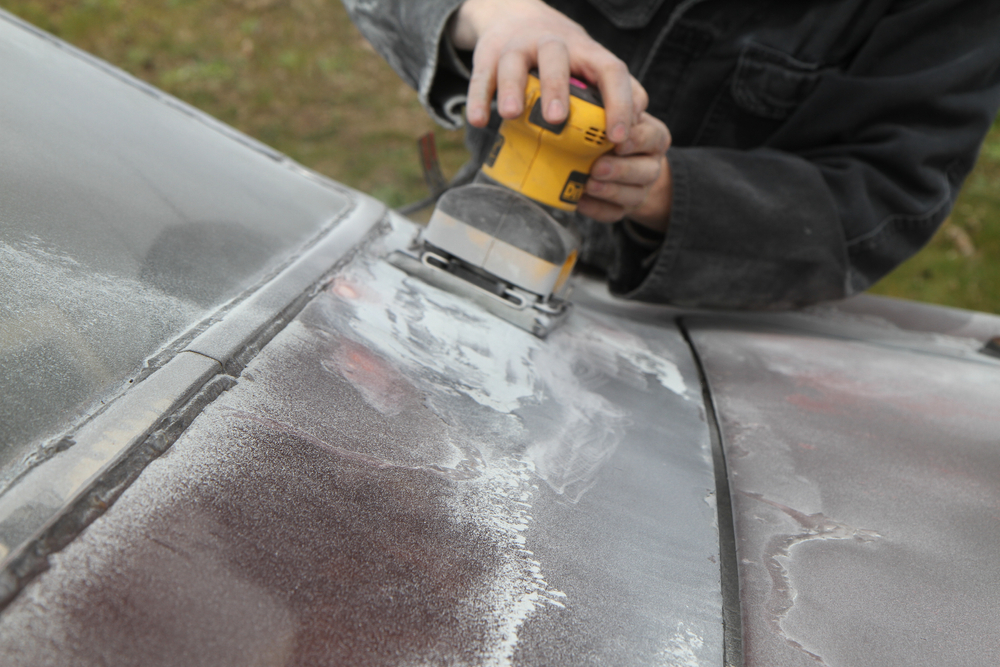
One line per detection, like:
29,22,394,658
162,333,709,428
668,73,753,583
731,41,822,120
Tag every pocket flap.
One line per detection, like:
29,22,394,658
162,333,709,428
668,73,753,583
731,41,822,120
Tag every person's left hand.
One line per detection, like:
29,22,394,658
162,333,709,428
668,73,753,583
577,111,673,233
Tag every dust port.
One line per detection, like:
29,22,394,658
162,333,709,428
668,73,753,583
584,127,608,145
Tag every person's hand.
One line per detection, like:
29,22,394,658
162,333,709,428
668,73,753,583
450,0,643,143
450,0,673,231
579,112,673,232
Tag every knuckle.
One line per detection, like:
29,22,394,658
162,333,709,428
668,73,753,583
594,158,616,179
593,51,624,69
656,130,670,153
497,45,523,62
498,38,530,60
623,186,645,206
636,92,649,113
536,34,568,50
617,162,638,185
652,159,665,183
644,160,661,184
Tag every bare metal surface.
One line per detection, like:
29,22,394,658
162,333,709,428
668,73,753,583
0,10,352,474
0,218,724,666
688,315,1000,666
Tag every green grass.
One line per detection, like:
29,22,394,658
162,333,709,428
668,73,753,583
868,117,1000,313
2,0,998,313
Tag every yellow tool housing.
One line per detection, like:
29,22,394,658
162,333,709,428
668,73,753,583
481,73,612,212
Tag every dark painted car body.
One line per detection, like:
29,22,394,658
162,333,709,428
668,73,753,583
1,10,999,666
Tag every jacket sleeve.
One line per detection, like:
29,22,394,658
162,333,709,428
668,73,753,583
611,0,1000,309
341,0,469,128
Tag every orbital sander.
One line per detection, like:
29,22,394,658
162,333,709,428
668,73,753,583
389,72,612,337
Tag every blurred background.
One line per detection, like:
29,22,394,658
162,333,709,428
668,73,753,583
3,0,997,313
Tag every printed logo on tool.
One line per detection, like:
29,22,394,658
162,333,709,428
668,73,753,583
560,171,589,204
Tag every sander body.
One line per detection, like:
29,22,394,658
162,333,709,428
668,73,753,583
390,73,612,337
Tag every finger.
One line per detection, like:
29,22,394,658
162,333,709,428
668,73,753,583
576,195,626,224
630,77,649,122
579,51,633,143
467,41,501,127
614,114,670,156
590,154,663,187
585,179,650,209
496,48,531,118
537,37,571,124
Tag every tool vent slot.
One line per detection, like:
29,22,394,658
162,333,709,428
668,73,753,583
584,127,608,145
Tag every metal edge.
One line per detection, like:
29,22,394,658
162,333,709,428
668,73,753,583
0,194,389,610
185,194,387,373
678,316,744,667
683,311,1000,369
0,351,223,607
0,192,363,499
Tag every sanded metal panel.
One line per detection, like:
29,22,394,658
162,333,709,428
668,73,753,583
0,219,724,666
0,11,351,470
688,316,1000,666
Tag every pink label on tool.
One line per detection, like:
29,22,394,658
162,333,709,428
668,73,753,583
569,77,588,90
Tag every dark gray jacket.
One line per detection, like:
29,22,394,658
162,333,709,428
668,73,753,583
344,0,1000,309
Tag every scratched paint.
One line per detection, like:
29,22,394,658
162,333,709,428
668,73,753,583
0,291,710,665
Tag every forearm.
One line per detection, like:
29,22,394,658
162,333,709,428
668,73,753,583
341,0,468,127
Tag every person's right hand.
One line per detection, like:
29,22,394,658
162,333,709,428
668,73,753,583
450,0,646,144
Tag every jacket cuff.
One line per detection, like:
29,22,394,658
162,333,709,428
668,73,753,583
606,220,667,293
346,0,468,129
607,148,687,296
424,6,472,128
612,146,849,309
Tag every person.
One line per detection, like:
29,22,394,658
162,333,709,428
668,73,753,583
342,0,1000,309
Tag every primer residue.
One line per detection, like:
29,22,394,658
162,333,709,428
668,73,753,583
324,253,692,503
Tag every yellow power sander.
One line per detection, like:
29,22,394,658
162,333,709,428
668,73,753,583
389,73,612,337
